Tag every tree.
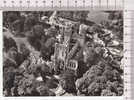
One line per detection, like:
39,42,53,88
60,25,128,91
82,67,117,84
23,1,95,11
4,36,17,52
60,70,77,94
40,37,55,61
16,74,35,96
3,56,17,68
75,65,104,95
26,25,45,51
36,83,55,96
17,43,29,61
101,89,116,96
3,67,16,96
6,11,20,30
24,13,38,32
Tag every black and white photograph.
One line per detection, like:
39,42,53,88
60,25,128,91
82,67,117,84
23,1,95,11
3,11,123,96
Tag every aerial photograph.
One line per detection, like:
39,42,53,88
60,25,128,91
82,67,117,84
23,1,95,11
3,11,123,96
